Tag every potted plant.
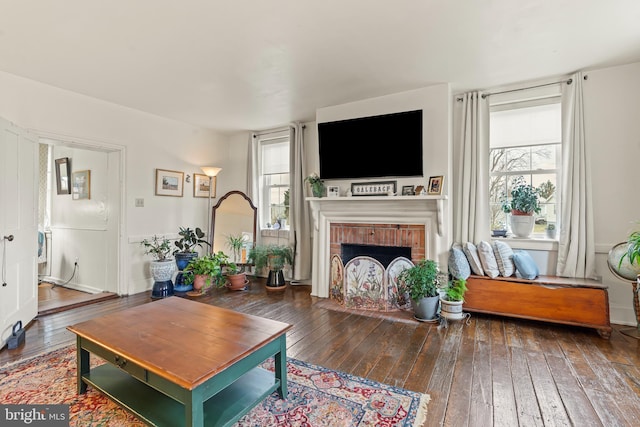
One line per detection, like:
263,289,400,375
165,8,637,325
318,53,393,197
501,176,541,238
546,223,557,239
226,233,245,263
184,251,229,295
173,227,211,290
398,259,440,321
305,173,325,198
440,278,468,320
248,244,294,289
225,262,248,291
140,235,176,299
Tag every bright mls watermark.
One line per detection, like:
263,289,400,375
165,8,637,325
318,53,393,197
1,405,69,426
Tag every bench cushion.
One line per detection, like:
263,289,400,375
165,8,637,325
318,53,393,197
477,241,500,278
512,250,539,279
463,242,484,276
493,240,516,277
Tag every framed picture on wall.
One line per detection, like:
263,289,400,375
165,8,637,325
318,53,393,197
72,170,91,200
55,157,71,195
194,173,216,198
155,168,184,197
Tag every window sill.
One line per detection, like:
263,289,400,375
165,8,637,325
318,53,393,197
260,229,290,239
491,236,558,251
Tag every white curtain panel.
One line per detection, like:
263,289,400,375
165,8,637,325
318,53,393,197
556,72,597,279
288,123,312,281
453,92,490,244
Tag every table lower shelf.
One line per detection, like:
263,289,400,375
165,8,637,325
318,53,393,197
84,363,280,427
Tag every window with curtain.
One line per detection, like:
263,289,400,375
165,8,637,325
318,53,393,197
489,98,562,238
257,131,290,230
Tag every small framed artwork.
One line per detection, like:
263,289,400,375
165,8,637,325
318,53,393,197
194,173,216,198
72,170,91,200
415,185,425,195
401,185,415,196
351,181,397,196
55,157,71,195
155,168,184,197
327,186,340,197
428,176,444,195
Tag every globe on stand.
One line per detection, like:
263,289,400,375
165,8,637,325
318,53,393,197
607,242,640,339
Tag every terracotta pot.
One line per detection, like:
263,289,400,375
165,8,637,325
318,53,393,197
226,273,248,291
192,274,210,292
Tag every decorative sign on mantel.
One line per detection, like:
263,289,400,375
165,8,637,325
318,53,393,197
351,181,397,196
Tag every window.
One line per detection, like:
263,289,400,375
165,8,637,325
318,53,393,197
257,131,290,230
489,99,561,237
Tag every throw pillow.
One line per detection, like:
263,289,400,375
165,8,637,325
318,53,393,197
463,242,485,276
449,245,471,280
493,240,516,277
512,250,540,280
477,241,500,278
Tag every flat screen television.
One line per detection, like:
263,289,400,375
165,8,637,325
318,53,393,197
318,109,423,180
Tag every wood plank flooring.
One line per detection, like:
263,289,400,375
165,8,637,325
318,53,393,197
38,282,119,316
3,278,640,426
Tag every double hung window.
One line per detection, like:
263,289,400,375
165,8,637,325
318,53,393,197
257,131,290,230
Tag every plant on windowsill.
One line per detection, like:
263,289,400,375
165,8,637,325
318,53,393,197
546,223,557,239
501,177,541,238
397,259,440,321
248,244,294,289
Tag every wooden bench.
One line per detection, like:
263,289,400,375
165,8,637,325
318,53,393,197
464,274,612,338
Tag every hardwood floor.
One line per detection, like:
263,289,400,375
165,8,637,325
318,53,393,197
38,281,119,316
3,278,640,426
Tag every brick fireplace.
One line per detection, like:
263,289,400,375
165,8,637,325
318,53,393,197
308,195,448,299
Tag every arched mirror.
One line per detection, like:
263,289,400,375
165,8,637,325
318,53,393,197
211,190,257,263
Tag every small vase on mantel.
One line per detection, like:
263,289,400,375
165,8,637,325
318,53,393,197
312,182,325,198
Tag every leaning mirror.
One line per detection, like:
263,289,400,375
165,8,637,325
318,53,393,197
211,190,257,264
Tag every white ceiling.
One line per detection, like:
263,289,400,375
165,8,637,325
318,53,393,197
1,1,639,132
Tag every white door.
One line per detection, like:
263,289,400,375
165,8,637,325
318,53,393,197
0,117,38,347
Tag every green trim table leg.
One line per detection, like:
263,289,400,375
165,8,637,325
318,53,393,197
76,336,89,394
185,390,204,427
275,335,287,399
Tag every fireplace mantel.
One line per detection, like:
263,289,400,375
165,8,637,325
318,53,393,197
307,195,448,298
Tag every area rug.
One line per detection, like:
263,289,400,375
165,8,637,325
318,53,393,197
0,346,429,426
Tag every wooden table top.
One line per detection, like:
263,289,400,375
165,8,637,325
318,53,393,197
67,297,292,389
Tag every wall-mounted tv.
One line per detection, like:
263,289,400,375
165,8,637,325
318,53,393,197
318,109,423,180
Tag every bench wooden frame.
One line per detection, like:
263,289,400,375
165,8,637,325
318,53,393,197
464,274,612,339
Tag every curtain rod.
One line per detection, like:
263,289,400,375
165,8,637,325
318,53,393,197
252,124,306,138
455,77,579,102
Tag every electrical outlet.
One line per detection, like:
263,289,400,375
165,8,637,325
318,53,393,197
135,198,144,207
75,257,79,265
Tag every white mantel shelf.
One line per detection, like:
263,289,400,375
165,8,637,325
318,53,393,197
307,195,447,236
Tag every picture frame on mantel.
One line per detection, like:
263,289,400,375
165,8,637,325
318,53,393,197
428,175,444,195
351,181,397,196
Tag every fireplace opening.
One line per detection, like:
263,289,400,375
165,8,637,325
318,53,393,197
341,243,411,267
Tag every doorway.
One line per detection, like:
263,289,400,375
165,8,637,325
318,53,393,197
36,136,124,313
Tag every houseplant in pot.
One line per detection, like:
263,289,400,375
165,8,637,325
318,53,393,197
501,177,541,238
140,235,175,299
305,173,325,198
248,244,294,290
398,259,440,321
440,278,468,320
184,251,229,296
225,262,248,291
173,226,211,291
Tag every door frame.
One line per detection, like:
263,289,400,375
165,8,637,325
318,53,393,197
36,130,127,295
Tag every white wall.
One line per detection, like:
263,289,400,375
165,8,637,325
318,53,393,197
0,71,230,295
584,61,640,325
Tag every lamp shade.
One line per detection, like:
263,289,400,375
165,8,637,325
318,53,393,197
201,166,222,177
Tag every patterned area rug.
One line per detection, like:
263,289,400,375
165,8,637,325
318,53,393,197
0,346,429,426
